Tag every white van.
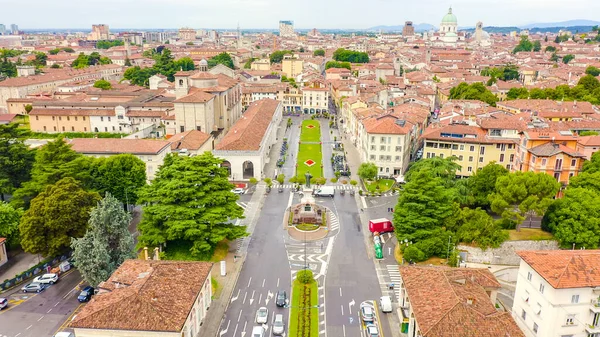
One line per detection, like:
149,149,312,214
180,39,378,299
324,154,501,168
252,326,264,337
379,296,392,313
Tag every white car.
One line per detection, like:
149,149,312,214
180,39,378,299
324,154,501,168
232,188,246,195
255,307,268,324
252,326,264,337
366,324,380,337
272,314,285,335
33,273,59,285
53,333,74,337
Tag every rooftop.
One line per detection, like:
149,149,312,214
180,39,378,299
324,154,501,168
69,138,171,155
518,250,600,289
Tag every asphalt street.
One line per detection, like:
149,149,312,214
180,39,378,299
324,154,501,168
219,190,292,337
0,269,84,337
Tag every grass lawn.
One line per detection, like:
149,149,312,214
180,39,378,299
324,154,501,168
209,240,229,262
300,120,321,142
162,239,230,262
394,244,446,266
365,179,395,193
296,143,323,178
508,228,554,241
289,279,319,337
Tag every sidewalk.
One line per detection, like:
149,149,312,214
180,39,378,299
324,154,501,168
0,250,40,283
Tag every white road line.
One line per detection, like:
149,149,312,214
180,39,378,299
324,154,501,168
238,309,243,322
26,325,32,330
54,302,60,307
233,323,239,337
47,309,52,313
343,325,346,337
37,316,44,321
243,291,248,304
259,293,263,305
247,277,252,288
277,278,280,287
262,279,266,288
242,321,247,335
271,311,275,323
339,288,342,297
341,305,344,316
15,333,21,337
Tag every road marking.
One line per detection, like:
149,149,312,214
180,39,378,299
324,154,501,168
247,277,252,288
47,308,52,313
349,299,355,315
258,293,263,305
266,291,273,305
219,320,230,337
262,279,265,288
339,288,342,297
54,301,60,307
343,325,346,337
373,301,384,337
37,316,44,321
341,305,344,316
277,278,280,287
349,317,354,324
233,323,239,337
26,325,32,330
271,311,275,323
241,321,247,337
232,289,240,303
250,290,255,305
238,309,243,322
15,334,21,337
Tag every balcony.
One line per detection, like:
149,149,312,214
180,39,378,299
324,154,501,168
586,324,600,333
591,299,600,313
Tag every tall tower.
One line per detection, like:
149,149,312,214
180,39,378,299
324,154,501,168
237,23,241,49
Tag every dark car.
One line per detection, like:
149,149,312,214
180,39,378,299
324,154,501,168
276,290,287,307
77,286,95,302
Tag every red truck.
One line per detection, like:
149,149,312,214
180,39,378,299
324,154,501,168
368,218,394,233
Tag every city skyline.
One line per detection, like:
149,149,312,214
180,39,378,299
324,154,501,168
2,0,600,30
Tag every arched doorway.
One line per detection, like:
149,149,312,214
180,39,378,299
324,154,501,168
221,160,232,177
242,161,254,179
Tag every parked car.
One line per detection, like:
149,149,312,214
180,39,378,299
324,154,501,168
366,324,380,337
78,286,95,302
276,290,287,307
360,301,375,323
232,188,246,195
0,297,7,310
272,314,285,335
33,273,59,285
53,333,74,337
252,326,264,337
21,282,47,293
255,307,268,324
379,296,392,313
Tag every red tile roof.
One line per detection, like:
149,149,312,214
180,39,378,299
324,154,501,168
400,266,524,337
517,250,600,289
215,99,280,151
70,260,212,332
167,130,211,151
69,138,171,155
362,114,412,135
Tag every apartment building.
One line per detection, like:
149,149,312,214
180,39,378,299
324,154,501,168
512,250,600,337
282,54,304,78
302,87,329,114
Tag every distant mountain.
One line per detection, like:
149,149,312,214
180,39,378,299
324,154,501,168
461,25,597,34
520,20,600,29
367,23,436,32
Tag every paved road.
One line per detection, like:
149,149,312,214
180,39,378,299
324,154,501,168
0,269,84,337
218,190,292,337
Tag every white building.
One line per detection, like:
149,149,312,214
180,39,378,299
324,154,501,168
513,250,600,337
213,99,282,181
279,20,294,37
302,87,329,114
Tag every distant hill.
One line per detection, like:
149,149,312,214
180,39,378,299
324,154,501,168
461,25,597,34
520,20,600,29
367,23,436,32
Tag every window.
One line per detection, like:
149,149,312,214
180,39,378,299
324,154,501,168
395,156,400,161
35,116,39,120
380,145,386,151
426,153,431,159
468,166,472,172
180,126,185,133
470,145,475,152
539,283,545,294
459,155,463,160
491,129,501,136
541,158,547,165
508,144,513,149
71,126,75,131
396,146,402,152
53,126,57,131
381,137,386,143
370,155,376,160
469,156,473,162
104,127,108,132
500,154,505,162
571,159,577,167
108,117,111,122
501,144,506,151
480,146,485,155
459,145,464,151
452,144,458,150
522,309,527,320
59,116,62,121
66,116,70,121
533,323,538,334
84,127,87,131
527,272,532,281
565,314,575,326
510,154,515,162
479,157,484,163
371,136,375,143
43,126,46,131
100,117,104,121
379,155,385,160
571,295,579,304
371,145,376,151
555,158,563,170
52,116,55,121
535,302,542,315
75,117,78,121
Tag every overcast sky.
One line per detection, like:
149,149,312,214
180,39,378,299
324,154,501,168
2,0,599,30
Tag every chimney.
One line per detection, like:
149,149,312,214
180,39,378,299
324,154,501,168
143,247,149,260
466,297,475,305
154,247,160,260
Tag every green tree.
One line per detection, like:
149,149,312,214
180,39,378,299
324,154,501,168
357,162,378,181
489,171,560,231
24,104,33,113
175,57,196,71
453,207,508,249
244,57,257,69
11,138,94,209
513,36,534,53
63,47,74,53
71,53,90,69
542,188,600,249
532,40,542,52
563,54,575,64
405,156,460,185
137,153,246,259
276,174,285,185
207,52,234,69
91,154,147,206
93,79,112,90
586,66,600,77
49,48,60,55
0,131,35,200
332,48,369,63
506,87,529,100
0,202,23,247
578,74,600,92
96,40,124,49
550,52,560,62
313,49,325,57
270,50,292,64
545,46,556,52
465,163,509,208
19,177,101,257
71,193,136,286
0,57,18,77
325,61,351,70
449,82,499,106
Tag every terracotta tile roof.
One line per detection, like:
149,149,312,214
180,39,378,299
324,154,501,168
528,142,585,157
0,238,5,244
70,259,212,332
30,108,115,117
69,138,171,155
422,123,518,145
578,136,600,146
400,266,523,337
0,114,19,122
215,98,280,151
125,110,166,118
174,90,216,103
362,114,412,135
168,130,211,151
517,250,600,289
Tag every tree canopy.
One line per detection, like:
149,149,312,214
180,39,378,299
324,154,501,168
480,65,519,82
586,66,600,77
93,79,112,90
504,82,600,105
452,207,508,249
512,36,534,53
325,61,351,70
96,40,124,49
313,49,325,57
464,163,509,208
449,82,499,106
0,124,36,200
405,156,460,185
357,162,378,181
137,153,246,259
91,154,147,206
332,48,369,63
123,48,197,85
19,177,101,257
563,54,575,64
270,50,292,64
207,52,234,69
0,202,23,247
71,193,135,286
72,52,112,69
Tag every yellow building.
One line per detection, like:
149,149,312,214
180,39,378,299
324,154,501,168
250,58,271,71
421,122,519,177
282,55,304,78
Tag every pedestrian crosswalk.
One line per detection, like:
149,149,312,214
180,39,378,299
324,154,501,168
385,264,402,302
277,184,356,190
236,201,249,210
329,212,339,231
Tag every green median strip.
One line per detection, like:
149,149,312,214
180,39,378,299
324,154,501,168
289,271,319,337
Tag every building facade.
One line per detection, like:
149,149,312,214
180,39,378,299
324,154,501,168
279,20,294,37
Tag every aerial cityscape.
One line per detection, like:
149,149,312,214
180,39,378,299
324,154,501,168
1,3,600,337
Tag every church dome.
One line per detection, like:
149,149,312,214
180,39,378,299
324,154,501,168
441,7,457,24
199,59,208,66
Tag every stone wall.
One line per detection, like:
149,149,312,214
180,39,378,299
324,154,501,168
458,240,559,266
